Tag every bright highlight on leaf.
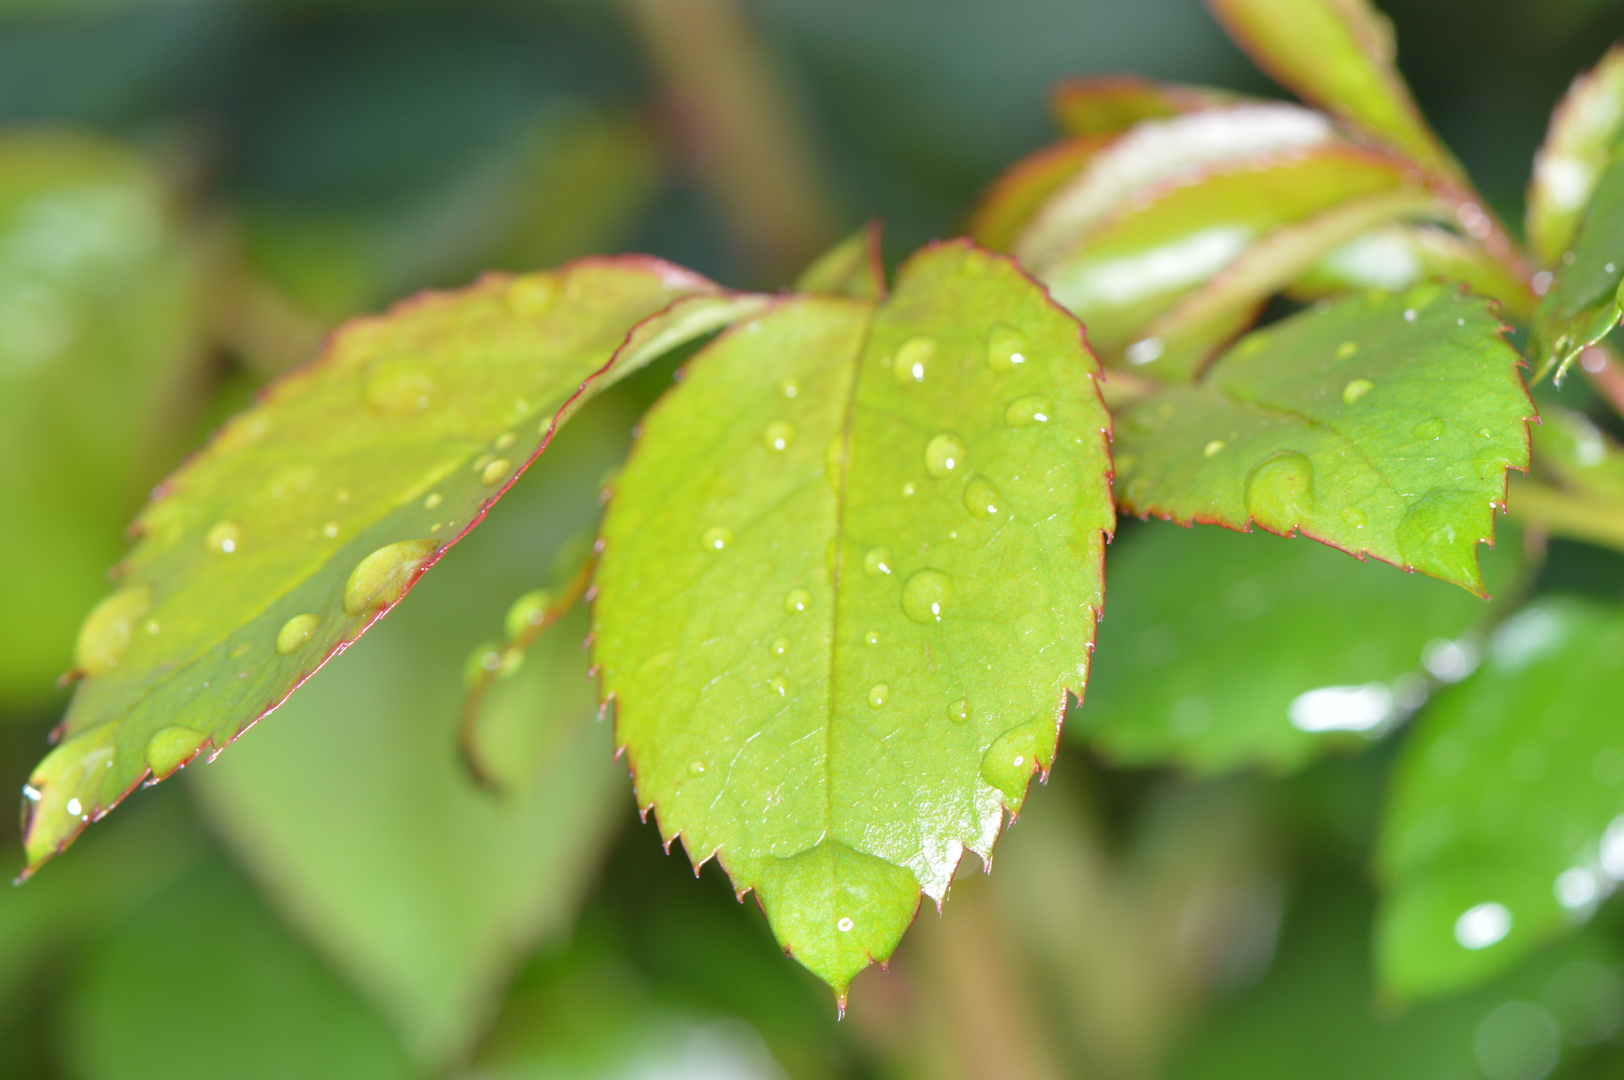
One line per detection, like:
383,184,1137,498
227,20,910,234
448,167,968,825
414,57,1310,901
593,242,1114,998
1527,45,1624,268
1113,285,1532,595
21,257,769,875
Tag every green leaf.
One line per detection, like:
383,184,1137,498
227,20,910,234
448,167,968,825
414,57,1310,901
0,131,207,710
1376,597,1624,1000
1018,144,1421,371
1527,44,1624,268
1049,75,1243,137
1205,0,1462,179
967,136,1107,253
190,414,631,1066
21,257,769,874
1113,285,1532,594
793,222,885,300
1530,405,1624,503
593,242,1114,998
1074,521,1517,775
1287,222,1532,319
1530,139,1624,382
59,859,411,1080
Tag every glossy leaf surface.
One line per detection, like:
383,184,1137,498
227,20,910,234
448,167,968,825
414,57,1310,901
1288,222,1531,319
594,242,1114,997
1528,45,1624,267
1025,146,1416,370
1075,521,1513,775
967,136,1105,254
1113,286,1532,594
1378,597,1624,999
22,257,767,873
1205,0,1460,178
1530,141,1624,380
1049,75,1241,136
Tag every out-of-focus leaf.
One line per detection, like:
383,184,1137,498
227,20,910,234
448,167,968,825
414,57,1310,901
594,242,1114,998
1024,145,1419,371
1530,406,1624,502
21,260,769,874
1114,286,1532,594
1288,222,1532,319
1049,75,1242,137
1170,865,1623,1080
59,859,412,1080
1528,45,1624,268
1530,140,1624,381
190,405,633,1068
0,130,205,710
1204,0,1462,179
793,222,885,300
1012,103,1336,273
1377,596,1624,1000
967,136,1107,254
1074,522,1519,775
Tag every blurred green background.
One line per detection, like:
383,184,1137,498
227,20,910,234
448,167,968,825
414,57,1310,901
7,0,1624,1077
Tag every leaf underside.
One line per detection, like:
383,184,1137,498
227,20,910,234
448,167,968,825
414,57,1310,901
1113,285,1532,595
593,241,1114,996
22,256,769,873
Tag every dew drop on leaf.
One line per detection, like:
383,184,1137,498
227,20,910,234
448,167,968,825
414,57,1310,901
784,588,812,614
770,675,788,696
423,492,442,510
480,458,513,486
688,760,706,776
951,698,972,724
1244,452,1316,534
275,613,320,655
75,585,152,675
864,547,892,575
1204,440,1226,458
342,539,438,615
1342,506,1368,528
868,684,889,708
892,335,936,384
979,719,1040,799
901,569,952,623
145,725,207,778
779,378,799,398
1413,417,1446,440
963,476,1002,519
924,433,968,477
363,358,436,415
837,917,854,932
865,630,879,646
702,525,734,551
493,432,516,451
1004,396,1052,426
770,636,789,656
763,420,796,452
1342,378,1374,405
985,324,1028,371
505,590,552,640
1336,341,1358,359
205,521,243,554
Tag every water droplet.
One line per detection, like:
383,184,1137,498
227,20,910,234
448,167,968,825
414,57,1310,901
865,630,879,646
770,675,788,696
75,585,152,675
493,432,516,451
1342,378,1374,405
763,420,796,452
276,613,320,655
784,588,812,614
980,719,1040,799
868,684,889,708
837,917,854,932
864,547,892,575
1412,417,1446,440
985,324,1028,371
1403,308,1417,322
205,521,243,555
1342,506,1368,528
901,481,916,497
951,699,971,724
66,798,82,817
364,358,436,415
1005,396,1052,426
1244,452,1316,533
688,760,706,776
925,433,968,477
892,335,936,384
770,636,789,656
505,274,559,317
322,521,340,539
1336,341,1358,359
1203,440,1225,458
779,378,800,398
424,492,442,510
343,540,439,615
145,726,207,778
901,569,952,623
703,525,734,551
481,458,513,486
963,476,1002,519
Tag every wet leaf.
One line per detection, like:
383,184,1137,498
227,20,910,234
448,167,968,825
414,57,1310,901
1075,521,1518,775
593,242,1114,998
1530,138,1624,381
1527,45,1624,268
1377,597,1624,1000
1287,221,1532,319
21,256,769,874
793,222,885,300
1049,75,1243,137
0,131,207,710
1113,285,1532,594
191,412,630,1067
1205,0,1462,179
1020,144,1421,373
